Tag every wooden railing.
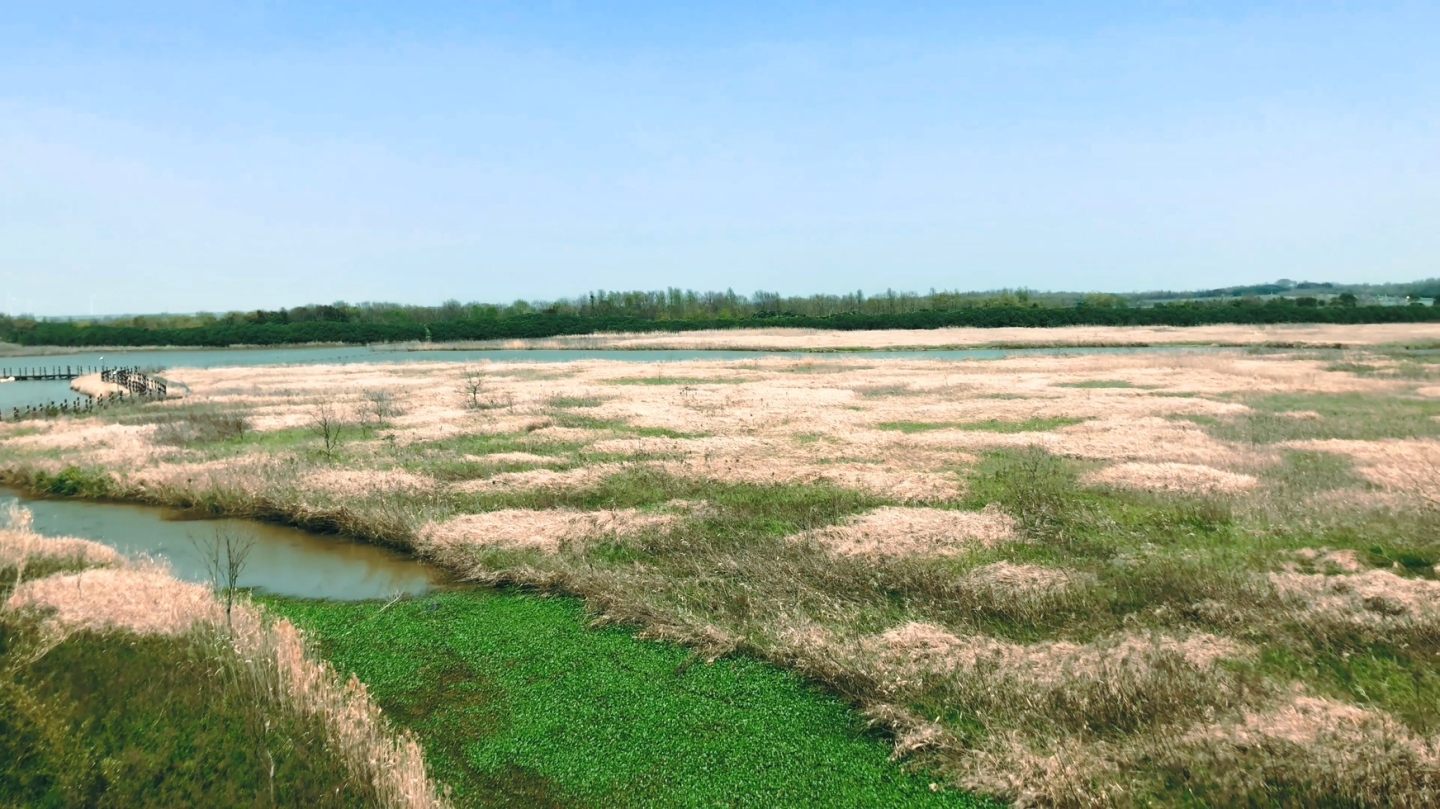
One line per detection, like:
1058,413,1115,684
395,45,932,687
101,367,168,398
0,366,168,423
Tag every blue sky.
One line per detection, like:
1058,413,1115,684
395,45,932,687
2,2,1437,316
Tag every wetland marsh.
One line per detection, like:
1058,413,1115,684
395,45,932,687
6,328,1440,805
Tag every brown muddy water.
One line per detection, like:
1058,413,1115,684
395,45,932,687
3,488,443,600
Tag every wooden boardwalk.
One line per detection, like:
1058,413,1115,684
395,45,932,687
1,365,105,381
1,366,168,423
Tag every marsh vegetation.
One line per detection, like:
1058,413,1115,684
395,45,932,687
5,341,1440,805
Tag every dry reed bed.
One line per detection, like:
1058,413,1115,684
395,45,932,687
0,509,451,809
5,344,1440,805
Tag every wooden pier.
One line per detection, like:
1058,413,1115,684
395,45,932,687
1,365,106,381
1,366,169,423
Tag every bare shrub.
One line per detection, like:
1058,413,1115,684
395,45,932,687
363,388,400,427
459,367,513,410
310,403,345,460
460,366,486,409
190,526,255,628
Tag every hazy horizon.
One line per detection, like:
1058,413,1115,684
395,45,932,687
4,2,1438,317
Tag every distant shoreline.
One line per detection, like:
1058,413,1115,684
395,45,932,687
4,323,1440,358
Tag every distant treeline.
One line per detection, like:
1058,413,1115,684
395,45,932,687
3,293,1438,348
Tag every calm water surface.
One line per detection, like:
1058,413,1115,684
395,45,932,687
2,488,442,600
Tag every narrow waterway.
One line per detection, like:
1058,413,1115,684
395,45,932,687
2,488,441,600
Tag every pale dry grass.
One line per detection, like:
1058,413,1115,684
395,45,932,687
1173,694,1440,807
874,623,1250,686
963,561,1089,601
796,506,1016,556
7,567,217,636
452,463,630,494
304,468,439,499
233,609,450,809
420,508,678,555
68,372,126,398
1084,462,1259,494
1292,547,1368,574
0,532,119,574
1270,568,1440,641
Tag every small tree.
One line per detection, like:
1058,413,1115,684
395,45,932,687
363,389,397,427
461,367,486,409
311,403,345,460
191,527,255,629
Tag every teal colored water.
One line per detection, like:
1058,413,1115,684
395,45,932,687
1,488,442,600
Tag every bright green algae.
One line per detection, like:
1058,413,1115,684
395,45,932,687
265,590,993,808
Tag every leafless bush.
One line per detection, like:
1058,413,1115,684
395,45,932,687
461,366,486,409
363,389,399,427
189,526,254,628
460,367,512,410
310,403,345,460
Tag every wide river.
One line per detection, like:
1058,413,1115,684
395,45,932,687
0,342,1235,414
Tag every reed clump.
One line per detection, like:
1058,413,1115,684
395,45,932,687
0,508,450,808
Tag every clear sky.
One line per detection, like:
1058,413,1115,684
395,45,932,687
2,2,1437,316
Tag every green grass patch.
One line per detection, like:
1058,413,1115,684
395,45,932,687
24,466,115,498
1326,361,1386,376
1196,393,1440,444
453,469,882,530
877,417,1083,434
241,425,316,450
0,615,363,806
1264,450,1366,495
414,431,586,458
263,590,986,808
1259,643,1440,736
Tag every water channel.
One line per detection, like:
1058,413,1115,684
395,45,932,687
2,488,442,600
